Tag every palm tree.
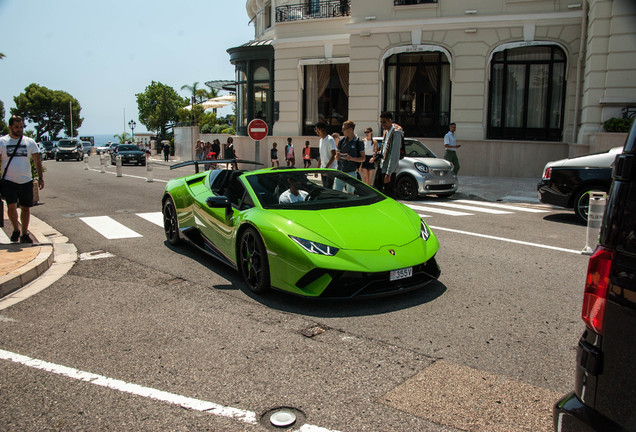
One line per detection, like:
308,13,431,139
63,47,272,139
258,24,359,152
181,81,199,105
0,53,5,60
113,132,131,144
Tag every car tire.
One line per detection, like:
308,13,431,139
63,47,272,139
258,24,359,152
574,186,607,224
163,197,181,246
238,227,270,294
396,175,418,200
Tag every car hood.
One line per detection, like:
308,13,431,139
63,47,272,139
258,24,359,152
268,200,419,250
404,156,453,169
546,147,623,169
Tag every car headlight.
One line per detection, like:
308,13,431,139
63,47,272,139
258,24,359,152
420,220,430,241
415,162,429,173
290,236,339,256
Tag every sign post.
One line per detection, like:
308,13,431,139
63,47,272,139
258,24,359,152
247,119,268,168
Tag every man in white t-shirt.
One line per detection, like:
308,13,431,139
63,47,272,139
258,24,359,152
443,122,460,174
314,121,336,188
0,116,45,243
278,175,308,204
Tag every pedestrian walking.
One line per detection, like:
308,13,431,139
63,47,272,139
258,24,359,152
271,142,279,167
224,137,238,170
163,141,170,162
443,122,460,174
195,140,204,160
0,115,45,243
377,111,403,198
285,137,295,167
303,141,312,168
315,121,337,188
361,127,378,185
334,120,365,193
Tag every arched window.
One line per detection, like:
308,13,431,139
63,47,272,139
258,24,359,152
488,45,567,141
383,51,451,137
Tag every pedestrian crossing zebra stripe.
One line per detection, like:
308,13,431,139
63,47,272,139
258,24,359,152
426,201,512,214
406,204,472,216
137,212,163,227
453,200,549,213
80,216,143,239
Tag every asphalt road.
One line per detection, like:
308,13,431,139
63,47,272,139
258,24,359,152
0,156,589,431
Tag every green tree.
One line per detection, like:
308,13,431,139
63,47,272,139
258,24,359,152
0,100,9,135
113,132,131,144
136,81,187,137
12,84,83,140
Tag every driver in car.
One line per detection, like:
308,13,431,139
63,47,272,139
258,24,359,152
279,175,309,203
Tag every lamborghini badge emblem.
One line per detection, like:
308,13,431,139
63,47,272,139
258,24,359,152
389,249,395,255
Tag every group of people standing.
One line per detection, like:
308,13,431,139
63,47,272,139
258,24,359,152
270,137,312,168
195,137,238,169
314,111,403,197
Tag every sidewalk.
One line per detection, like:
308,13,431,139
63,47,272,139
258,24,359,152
0,210,77,309
0,174,539,304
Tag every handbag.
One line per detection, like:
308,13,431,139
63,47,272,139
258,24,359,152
0,136,24,227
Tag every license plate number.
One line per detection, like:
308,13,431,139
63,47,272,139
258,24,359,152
390,267,413,281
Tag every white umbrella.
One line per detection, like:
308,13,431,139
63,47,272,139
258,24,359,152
209,94,236,103
184,100,229,111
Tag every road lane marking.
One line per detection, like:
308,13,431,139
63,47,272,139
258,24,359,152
80,216,142,239
406,204,472,216
429,225,582,254
0,349,341,432
454,200,550,213
137,212,163,227
426,202,512,214
87,168,168,183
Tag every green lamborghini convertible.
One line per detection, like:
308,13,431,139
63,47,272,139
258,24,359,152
162,162,440,298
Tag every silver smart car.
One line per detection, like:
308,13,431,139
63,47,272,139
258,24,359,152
375,137,457,200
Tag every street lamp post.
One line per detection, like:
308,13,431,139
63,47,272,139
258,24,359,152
128,120,136,142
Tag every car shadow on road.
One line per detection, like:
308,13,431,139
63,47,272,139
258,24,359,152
243,280,448,318
542,213,585,226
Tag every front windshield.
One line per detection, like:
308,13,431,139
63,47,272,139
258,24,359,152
404,139,437,158
118,145,139,151
58,140,77,148
245,170,385,210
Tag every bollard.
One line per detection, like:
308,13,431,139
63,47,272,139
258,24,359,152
582,191,606,255
84,153,89,170
146,160,153,182
100,153,106,173
116,155,123,177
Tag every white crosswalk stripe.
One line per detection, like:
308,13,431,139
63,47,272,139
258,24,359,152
424,201,513,214
80,216,142,239
407,204,473,216
137,212,163,227
454,200,550,213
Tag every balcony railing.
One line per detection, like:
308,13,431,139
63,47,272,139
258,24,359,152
394,0,438,5
276,0,351,23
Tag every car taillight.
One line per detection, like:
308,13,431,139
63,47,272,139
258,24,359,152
542,167,552,180
581,246,614,335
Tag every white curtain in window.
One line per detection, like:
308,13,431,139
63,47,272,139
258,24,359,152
305,65,332,124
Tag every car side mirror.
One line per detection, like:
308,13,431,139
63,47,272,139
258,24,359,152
206,196,233,220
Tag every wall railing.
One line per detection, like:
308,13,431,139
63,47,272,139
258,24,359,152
276,0,351,23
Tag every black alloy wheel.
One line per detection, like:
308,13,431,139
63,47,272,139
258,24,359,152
163,198,181,245
396,175,418,200
238,228,270,294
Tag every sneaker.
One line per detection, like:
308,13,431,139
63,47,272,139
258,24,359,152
10,230,20,242
20,234,32,244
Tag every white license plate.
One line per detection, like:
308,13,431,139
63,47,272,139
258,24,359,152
130,159,136,163
390,267,413,281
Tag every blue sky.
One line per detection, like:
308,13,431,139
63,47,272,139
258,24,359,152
0,0,254,135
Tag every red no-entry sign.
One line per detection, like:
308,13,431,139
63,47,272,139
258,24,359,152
247,119,268,141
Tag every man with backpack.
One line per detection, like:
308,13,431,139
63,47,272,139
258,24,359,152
334,120,365,193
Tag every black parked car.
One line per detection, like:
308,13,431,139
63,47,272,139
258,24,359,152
553,122,636,431
537,147,622,223
55,138,84,161
110,144,146,166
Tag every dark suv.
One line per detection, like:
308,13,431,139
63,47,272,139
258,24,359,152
554,121,636,431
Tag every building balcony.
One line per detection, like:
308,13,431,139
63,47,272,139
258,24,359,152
394,0,438,5
276,0,351,23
